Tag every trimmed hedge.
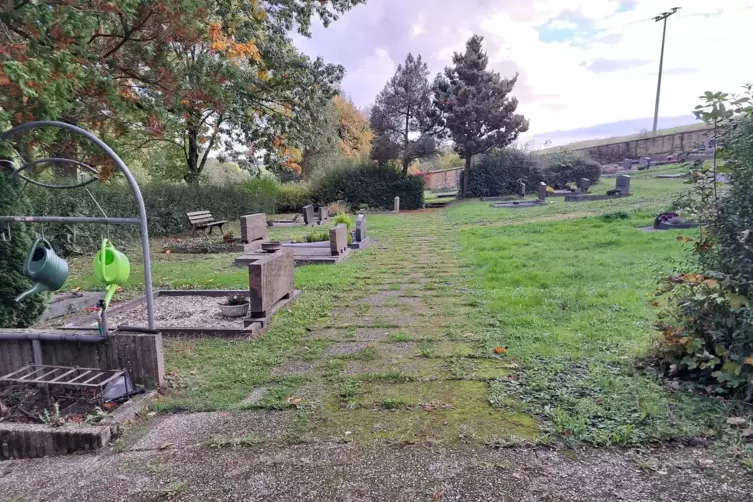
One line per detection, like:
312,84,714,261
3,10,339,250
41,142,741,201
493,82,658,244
539,151,602,189
311,162,424,210
25,179,278,256
276,183,313,213
468,149,543,197
0,168,49,327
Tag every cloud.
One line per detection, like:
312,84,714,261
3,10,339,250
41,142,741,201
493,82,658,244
295,0,753,136
581,58,652,72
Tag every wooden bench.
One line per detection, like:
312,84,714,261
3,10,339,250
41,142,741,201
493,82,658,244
186,210,227,236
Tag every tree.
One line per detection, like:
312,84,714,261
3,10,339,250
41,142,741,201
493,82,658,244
0,162,48,328
370,53,436,176
0,0,365,182
431,35,529,196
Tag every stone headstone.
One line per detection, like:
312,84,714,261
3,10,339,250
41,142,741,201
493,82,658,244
394,196,400,213
615,174,631,195
638,157,651,170
519,182,526,198
355,213,367,242
302,205,316,226
538,182,547,202
316,205,330,223
580,178,590,192
329,224,348,255
622,158,633,171
240,213,268,250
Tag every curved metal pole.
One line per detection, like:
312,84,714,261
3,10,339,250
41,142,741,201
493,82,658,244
0,121,156,330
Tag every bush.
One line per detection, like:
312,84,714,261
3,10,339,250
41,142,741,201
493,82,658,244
538,150,602,189
276,183,313,213
654,89,753,399
24,179,279,256
311,161,424,210
333,213,353,229
0,166,49,327
467,148,542,197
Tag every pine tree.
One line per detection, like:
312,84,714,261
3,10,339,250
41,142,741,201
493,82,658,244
370,53,437,175
0,162,48,327
432,35,529,196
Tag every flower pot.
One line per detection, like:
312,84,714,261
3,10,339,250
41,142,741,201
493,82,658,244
218,302,249,318
261,241,282,253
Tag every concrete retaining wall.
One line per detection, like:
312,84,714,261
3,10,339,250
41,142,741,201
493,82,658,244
575,127,713,164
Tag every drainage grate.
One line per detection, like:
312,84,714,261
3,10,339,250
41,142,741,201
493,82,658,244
0,365,125,392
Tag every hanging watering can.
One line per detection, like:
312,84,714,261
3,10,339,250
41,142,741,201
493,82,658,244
93,239,130,308
16,238,69,302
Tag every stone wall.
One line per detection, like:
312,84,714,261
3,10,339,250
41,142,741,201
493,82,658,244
575,126,713,164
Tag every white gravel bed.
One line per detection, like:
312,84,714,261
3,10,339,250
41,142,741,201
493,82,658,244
107,295,246,329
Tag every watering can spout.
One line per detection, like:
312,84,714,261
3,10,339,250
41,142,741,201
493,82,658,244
103,284,118,309
16,282,50,303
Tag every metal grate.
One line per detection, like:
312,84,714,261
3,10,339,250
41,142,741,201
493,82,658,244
0,365,125,391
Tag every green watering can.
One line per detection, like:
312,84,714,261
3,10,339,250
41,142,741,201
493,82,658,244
93,239,130,308
16,238,69,302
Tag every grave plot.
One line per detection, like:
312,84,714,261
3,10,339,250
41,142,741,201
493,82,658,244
349,214,371,250
490,182,548,208
275,223,352,265
565,174,632,202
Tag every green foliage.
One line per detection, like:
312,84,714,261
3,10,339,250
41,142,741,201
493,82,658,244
24,179,278,256
311,161,424,210
370,53,436,174
654,85,753,399
0,167,49,328
431,34,529,195
467,148,542,197
304,230,330,243
538,150,602,189
276,183,313,213
333,213,353,229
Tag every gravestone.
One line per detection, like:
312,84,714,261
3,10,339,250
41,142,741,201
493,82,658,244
622,158,633,170
538,182,547,202
519,182,526,198
329,224,348,255
615,174,631,195
316,205,330,224
580,178,590,192
302,205,316,226
240,213,269,251
638,157,651,170
247,248,295,318
394,196,400,213
355,213,367,242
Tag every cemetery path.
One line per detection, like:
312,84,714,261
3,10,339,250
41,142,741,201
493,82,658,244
1,209,751,501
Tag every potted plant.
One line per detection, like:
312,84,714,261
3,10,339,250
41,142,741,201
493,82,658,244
218,294,249,318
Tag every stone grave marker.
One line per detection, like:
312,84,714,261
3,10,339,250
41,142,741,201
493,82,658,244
580,178,590,192
302,204,316,226
615,174,631,195
538,182,547,202
622,158,633,170
394,196,400,213
638,157,651,170
519,182,526,198
240,213,268,251
316,205,330,224
329,224,348,255
355,213,367,242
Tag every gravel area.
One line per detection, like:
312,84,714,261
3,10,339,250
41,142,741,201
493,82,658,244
107,295,246,329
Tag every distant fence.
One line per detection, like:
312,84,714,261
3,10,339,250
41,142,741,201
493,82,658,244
422,167,463,192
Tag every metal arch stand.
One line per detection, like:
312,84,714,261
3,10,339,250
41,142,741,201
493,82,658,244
0,121,156,331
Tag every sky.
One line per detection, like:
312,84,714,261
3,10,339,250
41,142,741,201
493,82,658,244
293,0,753,146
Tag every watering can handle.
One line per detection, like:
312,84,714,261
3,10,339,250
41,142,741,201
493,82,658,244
100,238,114,285
23,238,49,276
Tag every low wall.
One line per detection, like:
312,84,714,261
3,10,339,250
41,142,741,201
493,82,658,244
0,331,164,388
576,127,713,164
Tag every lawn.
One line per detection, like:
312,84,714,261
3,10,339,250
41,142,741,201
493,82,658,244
57,174,746,451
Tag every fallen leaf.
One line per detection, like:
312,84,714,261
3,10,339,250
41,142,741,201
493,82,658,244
102,402,117,411
677,236,693,243
421,404,437,412
741,428,753,438
116,286,124,293
433,489,444,500
703,279,719,289
727,417,747,426
695,458,714,468
164,249,172,255
147,412,157,417
494,347,507,354
287,396,303,408
744,356,753,366
159,443,173,450
594,397,602,405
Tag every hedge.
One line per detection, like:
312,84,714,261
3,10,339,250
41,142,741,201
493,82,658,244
467,148,603,197
0,167,49,327
468,149,543,197
276,183,313,213
311,162,424,210
24,178,278,256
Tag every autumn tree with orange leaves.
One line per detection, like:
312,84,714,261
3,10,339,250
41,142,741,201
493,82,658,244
0,0,365,182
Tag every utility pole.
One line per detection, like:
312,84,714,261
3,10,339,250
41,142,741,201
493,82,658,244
652,7,680,134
